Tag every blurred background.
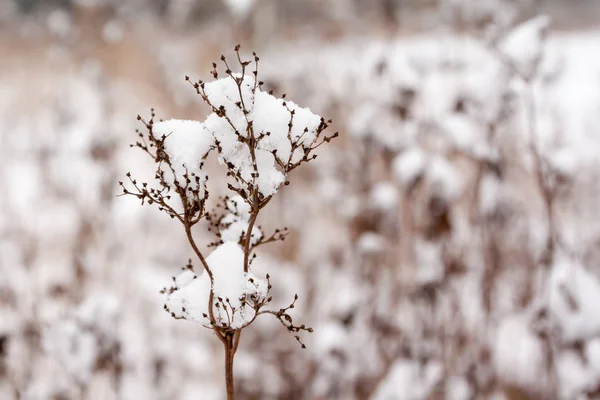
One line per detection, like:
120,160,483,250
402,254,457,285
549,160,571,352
1,0,600,399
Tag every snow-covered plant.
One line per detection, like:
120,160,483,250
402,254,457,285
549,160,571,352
119,45,337,399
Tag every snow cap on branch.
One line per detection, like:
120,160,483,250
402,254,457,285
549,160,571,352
152,119,212,196
163,241,268,329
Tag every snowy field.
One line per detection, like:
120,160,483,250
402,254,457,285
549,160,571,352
1,1,600,399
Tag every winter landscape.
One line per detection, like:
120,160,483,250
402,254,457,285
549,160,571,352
1,0,600,399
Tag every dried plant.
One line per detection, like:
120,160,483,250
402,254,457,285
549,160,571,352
119,45,337,399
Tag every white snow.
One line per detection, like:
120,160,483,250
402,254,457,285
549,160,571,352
202,74,322,197
164,242,268,328
164,271,211,323
209,242,247,318
369,182,398,211
46,9,72,38
428,155,463,201
102,19,124,44
312,322,348,357
152,119,213,196
415,239,445,285
446,376,473,400
392,148,427,188
220,195,263,244
43,320,97,383
203,74,254,135
479,174,501,215
223,0,255,18
442,113,490,159
499,15,552,78
357,232,385,254
372,359,442,400
253,90,322,163
494,313,546,389
549,257,600,342
556,350,596,399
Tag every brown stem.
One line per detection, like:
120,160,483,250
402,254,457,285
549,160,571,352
525,83,555,268
525,80,559,397
232,330,241,355
224,333,236,400
243,212,258,272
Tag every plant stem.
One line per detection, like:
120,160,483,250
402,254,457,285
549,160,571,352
224,332,236,400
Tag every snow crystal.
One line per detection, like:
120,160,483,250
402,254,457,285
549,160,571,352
152,119,213,196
